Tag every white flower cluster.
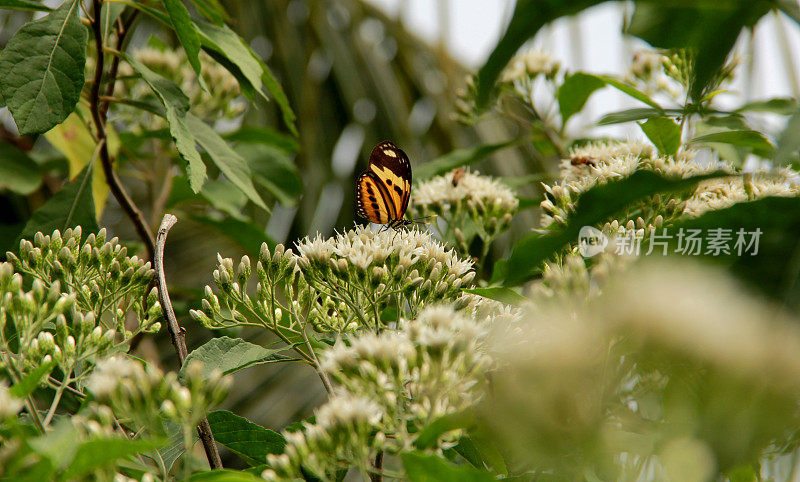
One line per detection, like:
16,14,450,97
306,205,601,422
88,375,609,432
194,227,475,335
86,356,230,435
540,140,799,231
0,382,23,420
265,306,491,481
411,169,518,261
500,50,561,83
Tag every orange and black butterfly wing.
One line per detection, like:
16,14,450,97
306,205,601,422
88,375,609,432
368,141,412,218
356,171,393,224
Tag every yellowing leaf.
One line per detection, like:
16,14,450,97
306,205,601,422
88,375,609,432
43,106,119,220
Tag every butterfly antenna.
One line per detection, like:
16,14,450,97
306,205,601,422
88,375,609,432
412,214,437,226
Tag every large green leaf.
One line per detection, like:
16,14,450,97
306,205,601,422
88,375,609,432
236,144,302,207
463,287,527,306
0,142,42,195
9,360,57,399
664,197,800,311
181,336,295,380
557,72,606,126
689,130,774,158
188,0,228,24
627,1,770,102
195,21,297,135
598,108,666,126
413,411,474,450
402,452,495,482
163,0,204,87
503,170,729,286
474,0,605,108
735,98,798,115
62,438,160,479
775,111,800,165
0,0,51,11
185,114,268,210
0,0,87,134
639,117,681,156
122,54,208,192
16,164,99,245
415,140,518,180
206,410,286,466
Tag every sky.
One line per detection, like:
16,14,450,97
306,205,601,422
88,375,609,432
365,0,800,103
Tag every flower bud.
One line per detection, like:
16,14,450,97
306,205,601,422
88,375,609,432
259,243,271,264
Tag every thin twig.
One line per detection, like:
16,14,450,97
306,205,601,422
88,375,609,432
155,214,223,469
369,451,384,482
89,0,155,261
100,9,139,119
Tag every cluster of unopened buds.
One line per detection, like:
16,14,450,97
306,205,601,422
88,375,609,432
87,356,230,434
193,228,476,335
411,170,518,260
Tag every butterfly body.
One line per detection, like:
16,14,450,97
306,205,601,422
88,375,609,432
356,141,413,229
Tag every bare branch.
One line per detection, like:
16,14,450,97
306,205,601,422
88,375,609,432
155,214,223,469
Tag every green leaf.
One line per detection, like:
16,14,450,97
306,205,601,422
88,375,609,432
592,74,662,110
188,469,264,481
689,130,774,158
154,419,194,475
0,0,51,11
503,170,729,286
0,0,88,134
62,438,160,480
735,98,798,115
665,197,800,310
122,54,208,192
17,164,99,245
0,142,42,195
226,125,300,154
9,360,57,399
195,21,297,136
598,108,666,126
402,452,495,482
474,0,604,108
188,0,228,24
775,111,800,165
414,411,474,450
639,117,681,156
163,0,205,88
463,287,527,306
557,72,606,125
627,2,770,102
415,140,517,180
237,143,302,207
190,215,276,258
184,114,268,210
206,410,286,466
181,336,295,380
100,2,125,42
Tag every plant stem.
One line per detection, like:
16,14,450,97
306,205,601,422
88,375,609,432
43,375,70,427
369,451,384,482
155,214,223,469
89,0,155,262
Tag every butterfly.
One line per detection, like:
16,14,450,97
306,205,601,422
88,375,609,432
356,141,414,230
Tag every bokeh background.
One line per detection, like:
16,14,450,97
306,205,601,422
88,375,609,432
2,0,799,469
